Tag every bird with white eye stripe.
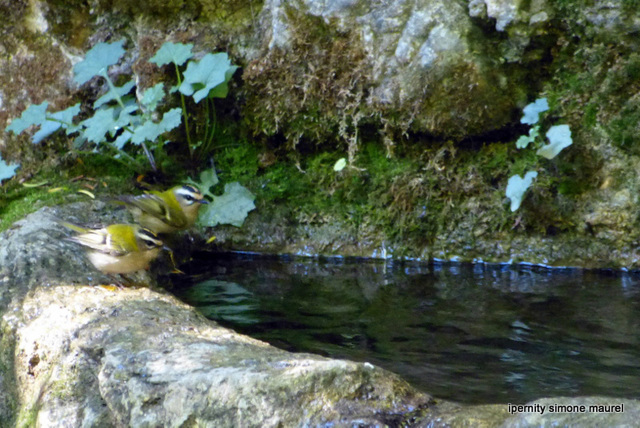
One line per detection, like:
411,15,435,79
116,184,209,234
60,222,165,275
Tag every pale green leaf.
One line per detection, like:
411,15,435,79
79,108,117,143
114,104,139,129
149,42,194,67
537,124,572,159
5,102,48,134
140,83,165,111
94,79,135,109
32,120,62,144
51,103,81,124
179,53,237,103
33,103,82,143
521,98,549,125
334,158,347,171
515,126,539,149
73,39,126,85
158,107,182,131
114,130,132,149
199,182,256,227
506,171,538,212
186,167,219,200
207,66,238,99
0,157,19,182
130,108,181,144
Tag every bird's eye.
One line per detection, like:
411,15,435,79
142,239,158,249
138,228,161,248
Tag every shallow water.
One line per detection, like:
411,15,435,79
172,253,640,405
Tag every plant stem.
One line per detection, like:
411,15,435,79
174,63,193,158
199,98,217,160
101,71,127,110
206,98,217,157
121,124,157,172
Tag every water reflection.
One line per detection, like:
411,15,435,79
173,253,640,404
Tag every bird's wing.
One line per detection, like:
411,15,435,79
118,194,173,220
67,228,131,257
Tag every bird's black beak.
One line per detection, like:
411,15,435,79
198,199,210,205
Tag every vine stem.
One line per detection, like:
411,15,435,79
101,70,157,171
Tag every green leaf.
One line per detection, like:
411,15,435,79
506,171,538,212
33,103,81,143
515,126,539,149
199,182,256,227
333,158,347,171
114,130,133,149
73,39,126,85
5,102,48,135
130,108,181,144
179,53,238,103
0,157,19,182
186,167,219,200
140,83,165,111
79,108,117,143
521,98,549,125
537,124,572,159
51,103,81,125
94,79,135,109
114,104,139,129
207,66,238,99
149,42,194,67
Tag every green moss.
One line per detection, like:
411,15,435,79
198,0,264,28
242,10,370,149
0,155,136,232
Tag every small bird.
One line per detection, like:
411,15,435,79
116,184,209,234
61,222,165,275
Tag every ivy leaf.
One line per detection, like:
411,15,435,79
537,125,572,159
515,126,539,149
114,130,133,149
5,102,48,135
199,182,256,227
140,83,165,111
51,103,81,126
186,167,219,200
0,157,19,182
130,108,181,144
80,108,117,143
334,158,347,172
33,103,81,144
94,79,135,109
521,98,549,125
73,39,126,85
179,53,238,103
207,66,239,99
114,103,139,129
149,42,194,67
506,171,538,212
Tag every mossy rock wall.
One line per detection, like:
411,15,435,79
2,1,640,267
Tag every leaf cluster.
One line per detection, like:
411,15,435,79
3,40,254,228
506,98,573,212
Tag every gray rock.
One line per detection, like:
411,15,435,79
501,397,640,428
0,205,432,426
9,285,430,427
